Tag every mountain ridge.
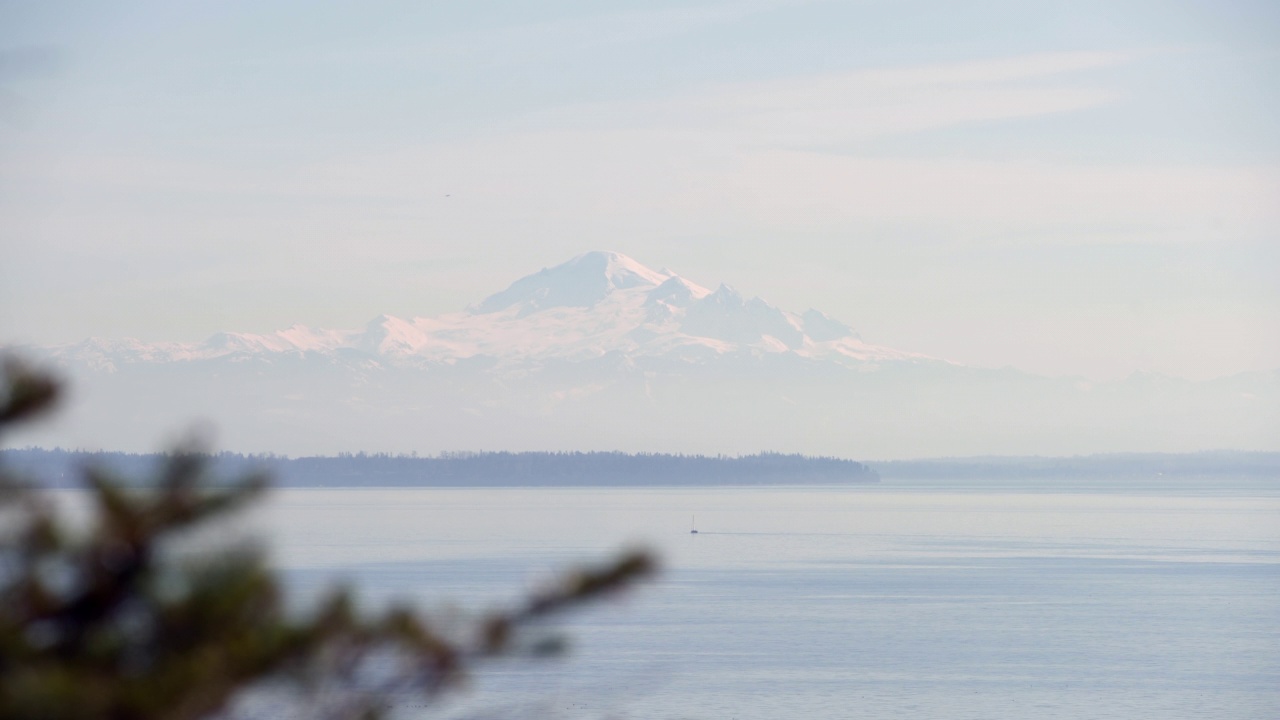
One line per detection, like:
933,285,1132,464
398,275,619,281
6,252,1276,458
38,251,928,370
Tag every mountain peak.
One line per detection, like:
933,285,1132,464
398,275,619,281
359,314,426,356
646,275,711,307
471,251,672,315
576,251,672,285
801,309,858,342
44,253,909,371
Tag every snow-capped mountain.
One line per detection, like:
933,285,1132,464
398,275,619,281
9,252,1276,458
46,251,924,369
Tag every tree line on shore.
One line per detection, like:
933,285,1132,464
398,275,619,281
0,448,880,487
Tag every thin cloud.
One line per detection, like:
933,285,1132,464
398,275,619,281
257,0,812,70
529,50,1135,145
5,48,1270,264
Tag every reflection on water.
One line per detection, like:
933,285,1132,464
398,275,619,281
246,480,1280,719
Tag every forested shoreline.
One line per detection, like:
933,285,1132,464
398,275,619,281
7,447,1275,488
0,448,879,487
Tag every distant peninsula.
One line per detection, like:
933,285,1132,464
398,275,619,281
873,451,1280,480
0,449,880,488
9,448,1274,489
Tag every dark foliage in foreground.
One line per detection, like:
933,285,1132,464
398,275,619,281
0,358,655,720
3,448,879,488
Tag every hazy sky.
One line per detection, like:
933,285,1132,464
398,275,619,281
2,0,1277,381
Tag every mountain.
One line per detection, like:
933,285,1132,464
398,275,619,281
7,252,1278,458
41,251,920,368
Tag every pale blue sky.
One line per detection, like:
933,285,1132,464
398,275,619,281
1,0,1277,380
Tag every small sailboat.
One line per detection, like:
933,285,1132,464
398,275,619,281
690,515,698,534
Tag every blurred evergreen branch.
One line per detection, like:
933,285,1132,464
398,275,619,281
0,356,655,720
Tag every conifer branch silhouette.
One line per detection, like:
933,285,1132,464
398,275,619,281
0,356,655,720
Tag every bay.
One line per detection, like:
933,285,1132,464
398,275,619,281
244,479,1280,719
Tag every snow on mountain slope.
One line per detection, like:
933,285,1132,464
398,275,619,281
205,324,350,355
43,251,926,368
14,251,1276,457
471,251,674,315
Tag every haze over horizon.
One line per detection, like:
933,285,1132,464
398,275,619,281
5,249,1274,459
2,1,1278,387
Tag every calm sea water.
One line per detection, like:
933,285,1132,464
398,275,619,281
243,478,1279,720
